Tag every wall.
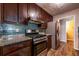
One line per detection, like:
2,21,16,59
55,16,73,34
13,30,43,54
66,18,74,40
60,20,66,42
53,8,79,50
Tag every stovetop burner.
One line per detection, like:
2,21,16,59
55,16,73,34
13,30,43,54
26,34,46,39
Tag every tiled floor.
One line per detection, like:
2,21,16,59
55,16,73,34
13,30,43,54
38,40,79,56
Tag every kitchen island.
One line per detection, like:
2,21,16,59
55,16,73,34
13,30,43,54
0,34,32,56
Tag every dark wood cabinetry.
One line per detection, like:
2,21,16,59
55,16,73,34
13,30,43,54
28,3,38,20
24,3,52,23
40,8,46,21
8,47,31,56
3,3,18,23
36,4,41,20
1,3,52,24
19,4,28,24
47,35,52,51
40,7,52,22
41,23,48,29
0,4,1,23
0,40,32,56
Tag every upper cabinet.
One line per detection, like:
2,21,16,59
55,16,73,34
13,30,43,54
1,3,52,24
28,3,53,22
28,3,41,20
40,8,52,22
3,3,18,23
19,4,28,24
0,4,1,23
28,3,38,20
41,23,48,29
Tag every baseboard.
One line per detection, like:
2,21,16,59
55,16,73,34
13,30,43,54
60,40,66,43
74,48,79,50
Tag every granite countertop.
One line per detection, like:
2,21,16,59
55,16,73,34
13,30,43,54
0,34,32,46
46,34,55,36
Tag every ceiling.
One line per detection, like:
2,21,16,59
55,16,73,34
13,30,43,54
36,3,79,16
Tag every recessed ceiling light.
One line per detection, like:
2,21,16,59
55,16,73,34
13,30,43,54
49,3,64,8
55,3,64,8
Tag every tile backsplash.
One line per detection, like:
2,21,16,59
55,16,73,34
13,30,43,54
0,24,3,35
0,22,38,35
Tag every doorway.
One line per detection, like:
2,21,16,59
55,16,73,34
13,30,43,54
59,16,75,47
66,17,74,42
65,16,74,52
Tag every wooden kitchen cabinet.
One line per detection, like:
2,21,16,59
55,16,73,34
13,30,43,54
0,40,32,56
3,3,18,23
28,3,38,20
47,35,52,51
1,3,52,24
41,23,48,29
19,3,29,24
45,13,53,22
1,4,3,23
0,4,1,23
40,8,46,21
36,4,41,20
47,11,53,22
40,7,53,22
8,47,31,56
28,3,53,22
17,47,32,56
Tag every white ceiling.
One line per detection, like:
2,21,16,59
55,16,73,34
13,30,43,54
36,3,79,16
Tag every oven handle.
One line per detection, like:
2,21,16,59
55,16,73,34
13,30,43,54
34,40,47,45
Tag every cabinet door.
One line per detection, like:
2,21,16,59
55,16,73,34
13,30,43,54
40,7,53,22
47,35,52,51
28,3,38,20
47,14,53,22
8,47,32,56
44,12,50,22
3,3,18,23
18,47,32,56
41,23,47,29
40,9,46,21
0,4,1,23
0,4,4,23
19,3,28,24
7,51,20,56
35,4,41,20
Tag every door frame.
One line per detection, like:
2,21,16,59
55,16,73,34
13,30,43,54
58,15,75,44
55,20,60,49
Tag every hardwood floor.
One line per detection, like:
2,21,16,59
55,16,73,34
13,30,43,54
37,49,47,56
38,40,79,56
48,40,79,56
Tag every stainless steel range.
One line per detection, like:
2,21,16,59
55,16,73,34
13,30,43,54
25,33,47,55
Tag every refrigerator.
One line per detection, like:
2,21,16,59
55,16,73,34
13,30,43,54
46,21,60,49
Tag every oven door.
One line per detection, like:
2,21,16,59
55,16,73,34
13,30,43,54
33,40,47,55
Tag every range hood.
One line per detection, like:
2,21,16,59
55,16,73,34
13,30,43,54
29,19,45,24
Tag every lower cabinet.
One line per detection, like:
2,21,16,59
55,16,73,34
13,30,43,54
8,47,31,56
0,40,32,56
47,35,52,51
7,51,20,56
18,47,32,56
